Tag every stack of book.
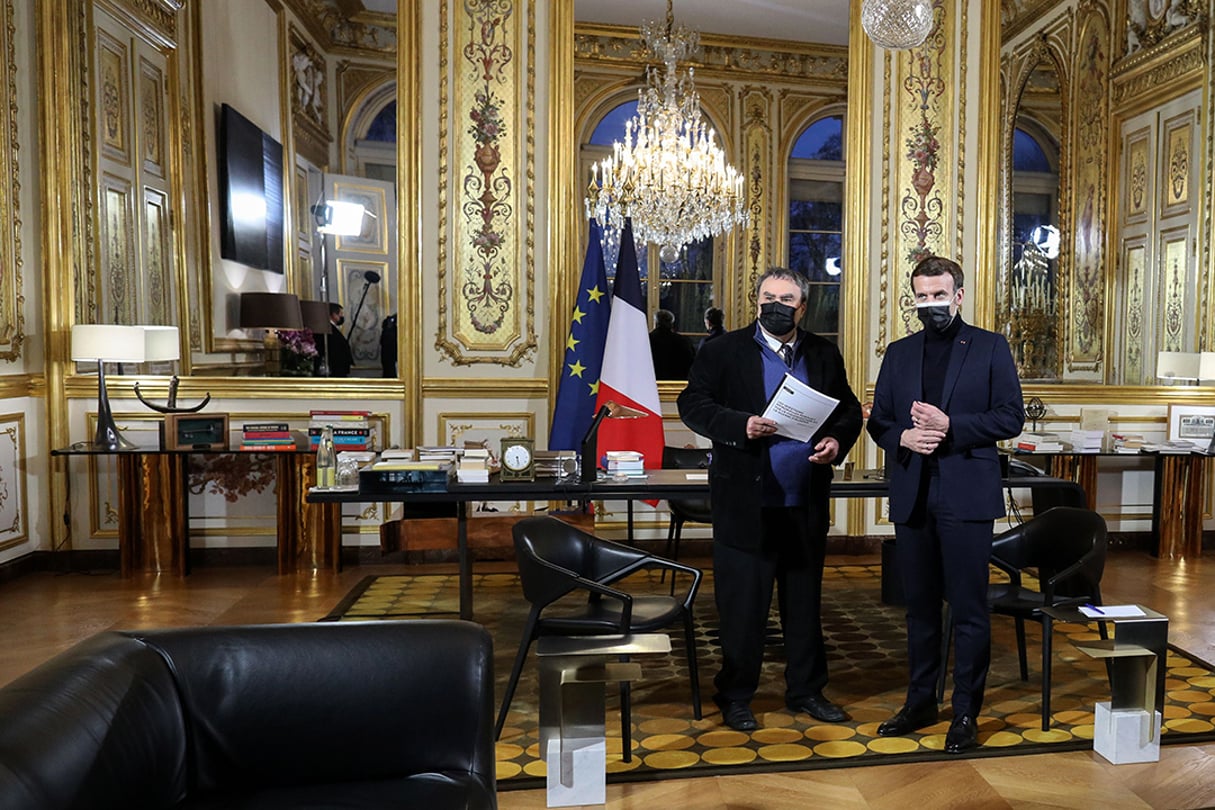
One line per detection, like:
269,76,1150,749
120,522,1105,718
1014,432,1064,453
308,409,371,451
457,442,491,483
1068,429,1104,452
416,445,460,464
603,450,646,477
240,422,296,452
1111,433,1146,454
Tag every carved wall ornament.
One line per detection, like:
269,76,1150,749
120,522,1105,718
1165,123,1190,206
1112,34,1204,104
1128,136,1149,217
1125,0,1205,55
284,0,397,55
0,0,25,361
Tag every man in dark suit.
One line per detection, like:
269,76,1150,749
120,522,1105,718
678,268,863,732
649,309,696,379
867,255,1024,753
322,303,353,378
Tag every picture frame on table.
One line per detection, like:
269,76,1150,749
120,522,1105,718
1166,404,1215,453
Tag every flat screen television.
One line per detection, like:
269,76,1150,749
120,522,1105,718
218,103,284,274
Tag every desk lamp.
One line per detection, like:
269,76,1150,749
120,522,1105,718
71,324,147,450
1156,351,1199,385
239,292,303,375
579,401,647,483
133,326,212,413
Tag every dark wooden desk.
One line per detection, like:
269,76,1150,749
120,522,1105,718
1016,450,1209,559
310,469,1077,620
52,445,340,576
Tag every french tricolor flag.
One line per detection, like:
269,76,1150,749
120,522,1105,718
595,218,665,468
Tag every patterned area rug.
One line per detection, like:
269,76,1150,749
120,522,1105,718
324,565,1215,786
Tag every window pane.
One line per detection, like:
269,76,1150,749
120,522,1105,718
801,284,840,336
589,101,639,146
789,233,843,281
792,116,843,161
788,195,843,231
657,237,713,281
1012,128,1052,173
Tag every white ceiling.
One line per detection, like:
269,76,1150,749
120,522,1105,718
573,0,850,47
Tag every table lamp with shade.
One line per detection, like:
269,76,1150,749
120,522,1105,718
132,325,212,413
238,292,303,375
71,324,147,450
1157,351,1200,384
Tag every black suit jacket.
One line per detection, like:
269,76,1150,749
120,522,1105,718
867,321,1024,523
677,324,863,551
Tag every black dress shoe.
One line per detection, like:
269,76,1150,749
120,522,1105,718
786,693,848,723
717,701,758,732
876,703,939,737
944,715,978,753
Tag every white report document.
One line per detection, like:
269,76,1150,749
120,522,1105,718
761,373,840,443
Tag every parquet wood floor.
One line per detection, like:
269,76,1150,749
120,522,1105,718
2,547,1213,809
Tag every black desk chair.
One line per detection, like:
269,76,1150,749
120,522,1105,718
661,447,712,583
938,506,1109,731
495,516,704,759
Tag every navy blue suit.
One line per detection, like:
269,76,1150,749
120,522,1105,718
867,320,1023,717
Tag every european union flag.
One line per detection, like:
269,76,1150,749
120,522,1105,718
549,220,611,450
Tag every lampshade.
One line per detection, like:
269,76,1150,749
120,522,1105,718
1199,352,1215,383
70,324,147,362
142,325,180,362
239,292,302,330
299,300,332,334
316,200,369,236
1157,351,1200,381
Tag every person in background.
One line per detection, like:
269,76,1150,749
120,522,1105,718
867,255,1024,754
649,309,696,380
677,267,863,732
323,303,353,378
699,306,725,352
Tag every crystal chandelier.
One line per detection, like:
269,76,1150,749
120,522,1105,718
585,0,748,263
861,0,934,50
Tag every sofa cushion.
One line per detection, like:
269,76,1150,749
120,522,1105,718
0,633,189,810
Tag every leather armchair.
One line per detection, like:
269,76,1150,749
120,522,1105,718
0,620,496,810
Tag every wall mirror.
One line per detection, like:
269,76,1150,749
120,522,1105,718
72,0,398,380
571,1,850,383
1002,51,1062,382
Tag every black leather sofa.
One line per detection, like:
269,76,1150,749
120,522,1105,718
0,620,497,809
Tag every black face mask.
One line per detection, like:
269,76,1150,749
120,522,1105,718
759,302,798,336
334,316,346,327
916,303,954,333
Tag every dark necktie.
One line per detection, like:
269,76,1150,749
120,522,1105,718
779,344,793,368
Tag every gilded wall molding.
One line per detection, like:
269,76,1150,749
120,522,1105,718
0,0,25,361
0,413,29,550
573,26,848,86
99,0,181,43
336,61,393,121
283,0,396,55
1111,30,1205,106
742,89,772,307
875,51,893,357
1065,6,1110,371
435,0,537,367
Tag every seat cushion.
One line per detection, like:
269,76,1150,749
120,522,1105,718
538,595,686,634
179,772,497,810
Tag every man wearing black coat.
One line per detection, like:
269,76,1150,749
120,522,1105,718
677,268,863,732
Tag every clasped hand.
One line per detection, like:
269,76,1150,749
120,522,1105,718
902,401,949,455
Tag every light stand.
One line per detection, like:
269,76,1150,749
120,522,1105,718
346,270,381,342
71,324,147,451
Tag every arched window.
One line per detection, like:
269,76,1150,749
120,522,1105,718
788,114,845,343
581,99,720,366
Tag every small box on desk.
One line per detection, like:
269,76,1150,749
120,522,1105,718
359,466,452,495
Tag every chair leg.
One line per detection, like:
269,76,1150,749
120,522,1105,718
684,612,703,720
1014,617,1029,681
1040,615,1053,732
495,612,538,740
936,604,953,703
660,518,677,584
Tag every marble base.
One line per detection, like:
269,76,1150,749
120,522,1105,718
1093,702,1160,764
545,737,606,807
